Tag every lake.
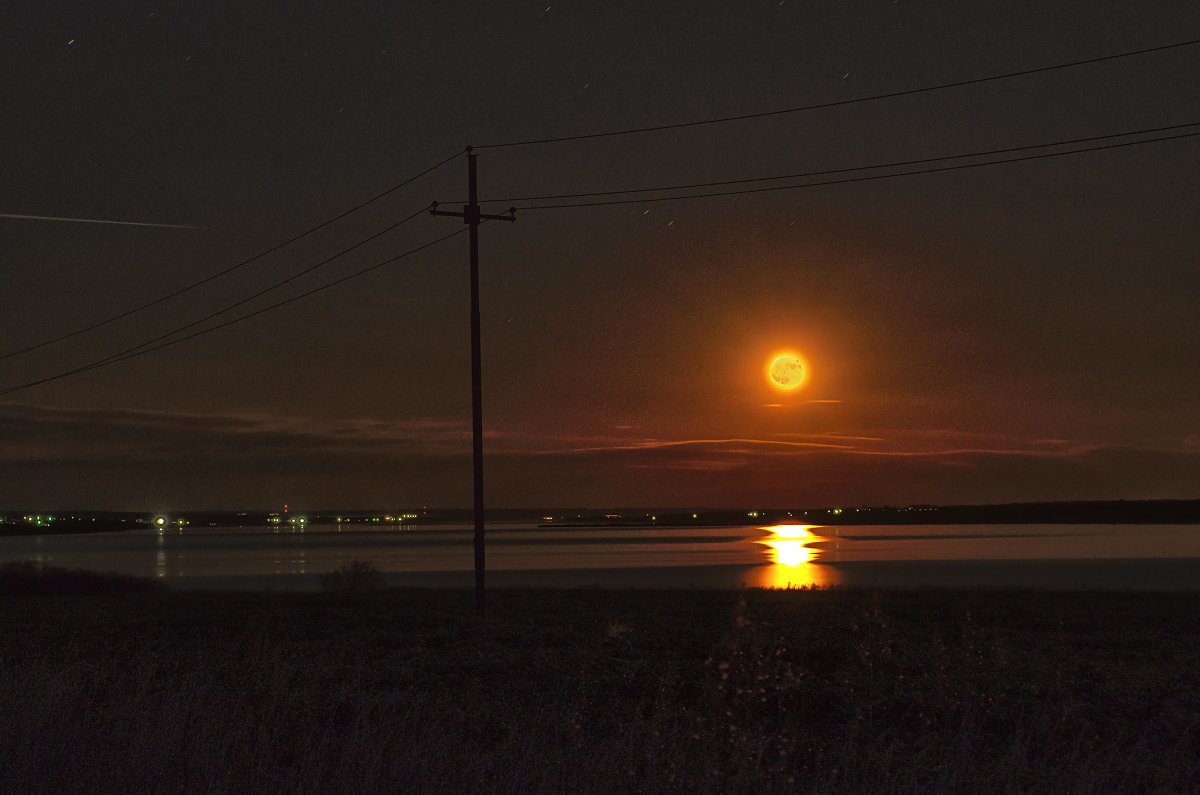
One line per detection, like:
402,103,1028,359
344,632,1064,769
2,522,1198,591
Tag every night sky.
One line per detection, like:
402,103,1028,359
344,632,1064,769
2,1,1198,511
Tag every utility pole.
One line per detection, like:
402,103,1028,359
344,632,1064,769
431,147,515,616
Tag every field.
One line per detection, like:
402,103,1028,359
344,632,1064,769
2,573,1198,793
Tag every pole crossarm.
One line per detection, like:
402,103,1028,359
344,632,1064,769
430,201,517,223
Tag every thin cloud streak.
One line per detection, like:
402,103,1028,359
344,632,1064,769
0,212,201,230
844,445,1106,459
3,402,1199,508
772,432,887,442
535,436,1111,461
762,399,843,408
547,438,858,454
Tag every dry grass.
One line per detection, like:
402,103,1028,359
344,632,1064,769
1,586,1198,793
0,561,162,596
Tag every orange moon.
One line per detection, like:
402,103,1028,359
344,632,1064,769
767,354,807,390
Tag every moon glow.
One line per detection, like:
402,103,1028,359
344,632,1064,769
768,354,806,390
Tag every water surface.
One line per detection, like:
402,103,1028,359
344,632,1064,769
1,522,1197,590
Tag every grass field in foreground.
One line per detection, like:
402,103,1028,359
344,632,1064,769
2,582,1198,793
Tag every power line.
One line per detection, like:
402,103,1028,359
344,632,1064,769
0,227,466,398
0,149,464,363
477,38,1200,149
76,205,431,370
478,121,1199,204
509,129,1200,211
14,133,1189,394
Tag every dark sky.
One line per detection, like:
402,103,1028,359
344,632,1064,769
2,1,1198,510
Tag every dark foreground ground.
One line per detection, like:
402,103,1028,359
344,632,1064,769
2,580,1198,793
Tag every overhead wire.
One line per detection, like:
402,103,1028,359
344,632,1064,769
76,204,432,368
0,226,468,398
476,38,1200,149
506,129,1200,211
7,40,1198,392
477,121,1200,204
0,149,464,362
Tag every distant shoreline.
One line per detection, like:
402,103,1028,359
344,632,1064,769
4,498,1198,537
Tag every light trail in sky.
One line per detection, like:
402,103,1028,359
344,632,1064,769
0,212,200,229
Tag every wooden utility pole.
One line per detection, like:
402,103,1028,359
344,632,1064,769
431,148,515,616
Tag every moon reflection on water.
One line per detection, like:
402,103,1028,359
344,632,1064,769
746,524,839,589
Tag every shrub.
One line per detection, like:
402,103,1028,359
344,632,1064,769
319,559,386,592
0,560,163,595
